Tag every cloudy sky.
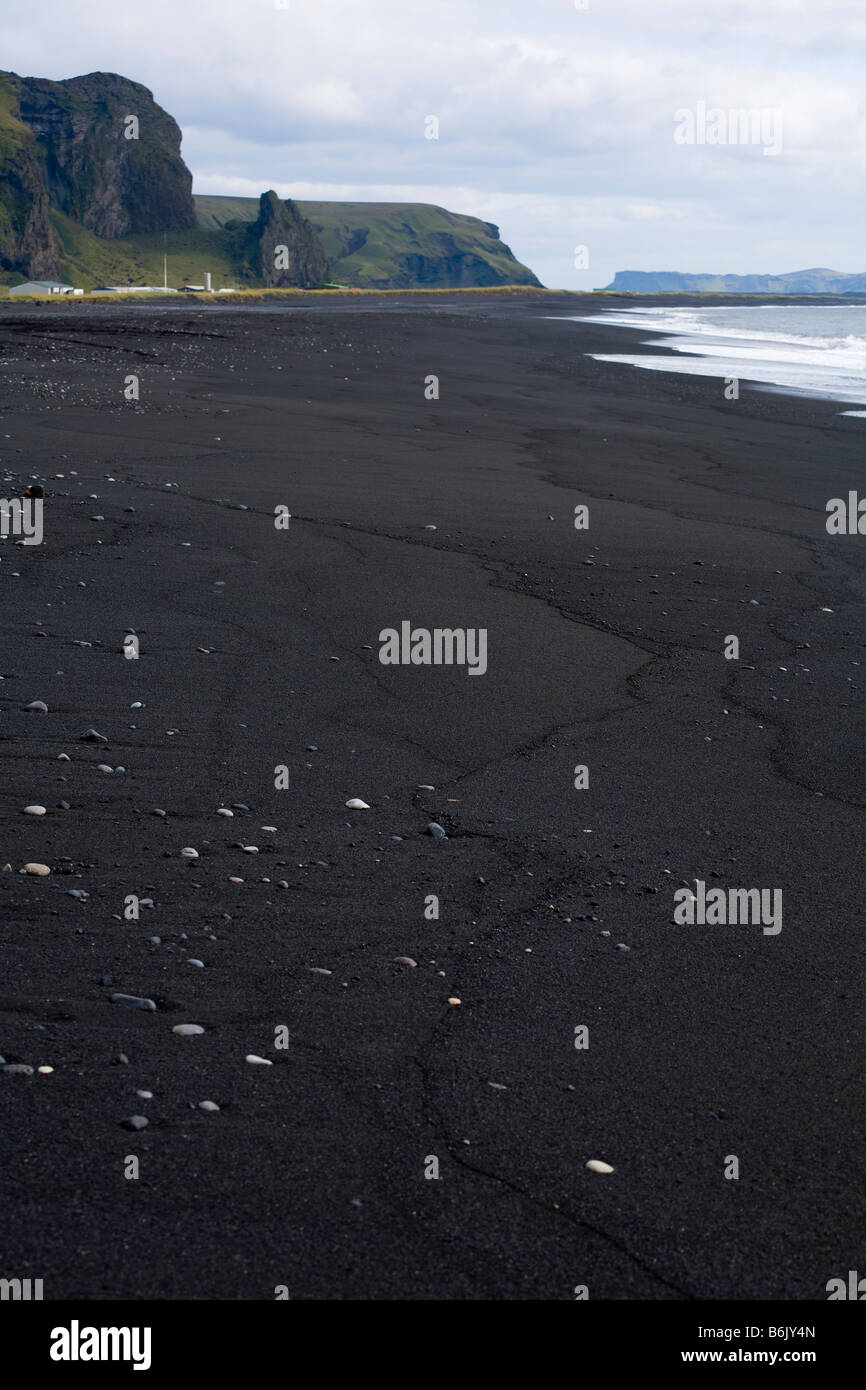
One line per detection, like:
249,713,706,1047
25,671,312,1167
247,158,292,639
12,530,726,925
7,0,865,288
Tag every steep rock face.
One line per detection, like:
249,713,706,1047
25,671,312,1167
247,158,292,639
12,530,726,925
10,70,195,239
236,191,330,287
198,196,543,289
0,73,61,277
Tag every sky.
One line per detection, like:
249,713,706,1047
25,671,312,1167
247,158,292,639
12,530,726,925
6,0,865,289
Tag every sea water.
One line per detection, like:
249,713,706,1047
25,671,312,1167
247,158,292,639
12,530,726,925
558,305,866,412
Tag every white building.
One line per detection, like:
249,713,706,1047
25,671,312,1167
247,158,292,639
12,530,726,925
89,286,178,295
9,280,75,296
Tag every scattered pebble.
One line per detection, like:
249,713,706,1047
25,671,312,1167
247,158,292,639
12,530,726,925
345,798,370,809
22,805,46,815
24,863,50,876
245,1054,272,1065
217,808,234,817
136,1090,153,1099
187,958,205,968
426,822,447,838
37,1066,54,1074
24,700,48,713
393,956,417,967
586,1159,614,1174
81,728,108,743
199,1100,220,1112
111,994,156,1012
172,1024,204,1036
180,847,199,859
309,967,332,976
122,1115,149,1131
57,753,70,761
447,997,461,1006
3,1064,34,1075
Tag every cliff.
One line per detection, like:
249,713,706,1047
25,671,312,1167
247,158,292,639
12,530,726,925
198,196,541,290
229,190,330,288
0,68,195,278
0,68,542,292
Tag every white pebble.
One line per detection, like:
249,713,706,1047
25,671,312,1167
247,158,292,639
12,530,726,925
180,847,199,858
217,808,233,817
24,862,50,876
245,1054,272,1065
23,805,46,815
172,1024,204,1036
345,798,370,809
586,1159,614,1174
199,1100,220,1111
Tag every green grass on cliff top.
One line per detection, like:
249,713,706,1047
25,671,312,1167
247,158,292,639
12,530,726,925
195,195,539,288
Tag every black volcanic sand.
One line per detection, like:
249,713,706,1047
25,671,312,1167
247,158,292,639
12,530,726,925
0,292,863,1301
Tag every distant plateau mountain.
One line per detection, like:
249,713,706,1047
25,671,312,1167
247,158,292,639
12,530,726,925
605,269,866,294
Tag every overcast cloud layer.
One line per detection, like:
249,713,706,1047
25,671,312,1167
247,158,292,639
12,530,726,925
6,0,864,288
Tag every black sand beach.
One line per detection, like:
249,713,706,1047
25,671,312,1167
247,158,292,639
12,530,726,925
1,292,864,1301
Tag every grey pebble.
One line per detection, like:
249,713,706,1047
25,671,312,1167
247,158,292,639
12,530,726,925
81,728,108,743
122,1115,149,1130
111,993,156,1011
426,822,447,838
187,958,205,968
24,700,48,713
67,889,89,900
3,1064,34,1075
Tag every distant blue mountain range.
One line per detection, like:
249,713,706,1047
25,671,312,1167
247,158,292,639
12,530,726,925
605,268,866,294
